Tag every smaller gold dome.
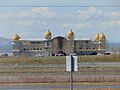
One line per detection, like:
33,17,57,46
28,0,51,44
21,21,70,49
95,33,99,41
44,30,52,37
99,33,105,41
67,29,74,38
12,34,20,41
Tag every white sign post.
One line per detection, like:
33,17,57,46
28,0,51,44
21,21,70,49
66,55,78,90
66,55,78,71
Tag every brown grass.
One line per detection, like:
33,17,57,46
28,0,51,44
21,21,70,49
0,55,120,64
52,89,120,90
78,54,120,62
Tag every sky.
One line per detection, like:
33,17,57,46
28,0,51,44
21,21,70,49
0,0,120,42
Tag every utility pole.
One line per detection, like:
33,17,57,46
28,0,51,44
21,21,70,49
66,55,78,90
70,70,73,90
70,55,74,90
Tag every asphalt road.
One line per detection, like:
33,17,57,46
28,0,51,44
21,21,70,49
1,62,120,68
0,85,120,90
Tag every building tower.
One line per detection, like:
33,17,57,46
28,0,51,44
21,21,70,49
98,33,106,49
96,33,106,54
94,33,100,50
95,33,100,41
66,29,75,55
44,30,52,40
44,30,52,56
12,34,21,56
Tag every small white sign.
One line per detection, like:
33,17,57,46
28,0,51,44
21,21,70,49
66,56,78,71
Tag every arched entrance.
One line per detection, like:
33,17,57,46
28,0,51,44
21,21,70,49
51,36,67,55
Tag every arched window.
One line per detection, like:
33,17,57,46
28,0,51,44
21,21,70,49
23,48,26,50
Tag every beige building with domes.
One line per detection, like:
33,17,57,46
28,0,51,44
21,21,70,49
12,30,107,56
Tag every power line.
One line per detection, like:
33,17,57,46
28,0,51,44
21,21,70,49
0,20,119,23
0,5,120,7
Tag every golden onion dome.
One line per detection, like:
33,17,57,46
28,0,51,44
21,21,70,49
44,30,52,37
12,34,21,41
95,33,99,41
99,33,106,41
67,29,74,38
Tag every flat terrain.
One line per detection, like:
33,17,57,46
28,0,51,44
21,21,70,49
0,55,120,89
0,54,120,64
0,83,120,90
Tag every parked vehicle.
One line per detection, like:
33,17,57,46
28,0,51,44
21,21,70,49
104,52,111,55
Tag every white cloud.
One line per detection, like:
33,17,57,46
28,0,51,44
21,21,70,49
0,7,120,41
18,7,57,19
117,20,120,26
0,13,16,19
72,7,120,32
79,7,97,14
0,7,57,29
62,23,72,29
0,7,57,19
97,20,120,30
110,12,120,17
77,7,103,20
105,11,120,18
16,20,35,27
74,23,92,29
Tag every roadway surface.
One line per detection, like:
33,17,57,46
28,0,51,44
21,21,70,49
0,85,120,90
0,62,120,68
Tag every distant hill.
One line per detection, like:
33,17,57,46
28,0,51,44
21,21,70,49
107,43,120,49
0,37,12,53
0,36,11,45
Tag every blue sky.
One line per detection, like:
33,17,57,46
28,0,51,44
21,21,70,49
0,0,120,42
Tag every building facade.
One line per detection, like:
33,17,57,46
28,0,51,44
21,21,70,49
12,30,106,56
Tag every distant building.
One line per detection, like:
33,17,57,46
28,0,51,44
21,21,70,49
12,30,106,56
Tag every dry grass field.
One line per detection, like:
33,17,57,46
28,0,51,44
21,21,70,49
51,88,120,90
0,55,120,88
0,54,120,64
